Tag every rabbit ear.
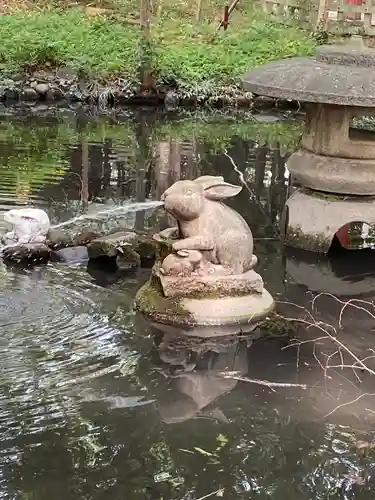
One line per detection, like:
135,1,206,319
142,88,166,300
194,175,224,185
203,182,242,201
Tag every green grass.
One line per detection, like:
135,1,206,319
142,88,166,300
0,5,317,89
0,9,139,78
153,14,316,85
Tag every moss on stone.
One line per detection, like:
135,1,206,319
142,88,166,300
284,225,330,253
134,278,194,325
257,312,298,337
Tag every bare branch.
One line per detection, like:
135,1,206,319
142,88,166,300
220,372,308,390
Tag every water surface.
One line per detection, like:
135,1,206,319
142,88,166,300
0,106,375,499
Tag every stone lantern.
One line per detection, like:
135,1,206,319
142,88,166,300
242,36,375,253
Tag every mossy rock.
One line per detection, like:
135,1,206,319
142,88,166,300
116,248,141,270
134,231,158,263
134,276,194,325
1,243,51,264
257,312,298,337
87,231,138,259
284,225,330,253
47,228,100,250
154,237,176,262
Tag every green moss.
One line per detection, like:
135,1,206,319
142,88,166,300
284,225,331,253
134,277,192,323
258,312,298,337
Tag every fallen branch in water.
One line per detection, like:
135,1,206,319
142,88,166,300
281,294,375,379
320,392,375,420
219,371,308,391
194,488,225,500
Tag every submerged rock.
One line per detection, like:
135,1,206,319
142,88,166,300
51,246,89,264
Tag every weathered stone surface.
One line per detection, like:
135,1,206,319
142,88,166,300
242,36,375,107
46,228,100,250
87,231,138,259
3,88,18,101
160,176,255,275
156,266,264,299
134,230,158,263
46,224,157,264
46,87,64,101
51,246,89,263
135,175,274,331
164,90,179,109
35,83,50,96
1,243,51,263
287,149,375,195
21,88,39,101
135,278,274,328
116,250,141,270
302,103,375,160
283,189,375,253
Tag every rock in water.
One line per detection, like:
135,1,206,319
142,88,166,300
51,246,89,264
88,231,141,269
35,83,50,96
47,229,100,250
1,243,51,264
21,88,39,101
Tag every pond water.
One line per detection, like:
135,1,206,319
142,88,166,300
1,105,375,499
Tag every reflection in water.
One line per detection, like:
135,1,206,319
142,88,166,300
148,330,251,424
0,107,375,499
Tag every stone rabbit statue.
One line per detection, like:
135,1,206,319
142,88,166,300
160,176,256,275
3,208,50,245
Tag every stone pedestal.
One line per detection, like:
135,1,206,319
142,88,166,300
134,270,275,335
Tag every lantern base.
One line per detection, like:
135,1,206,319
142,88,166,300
282,189,375,253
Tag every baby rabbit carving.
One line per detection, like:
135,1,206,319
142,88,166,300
160,176,255,275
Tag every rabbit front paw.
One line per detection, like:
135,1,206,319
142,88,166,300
172,235,214,252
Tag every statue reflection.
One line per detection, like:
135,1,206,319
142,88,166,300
149,329,253,424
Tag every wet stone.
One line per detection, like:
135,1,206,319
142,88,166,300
87,231,139,260
1,243,51,264
21,88,39,101
134,231,158,264
116,249,141,270
35,83,50,96
51,246,89,264
164,90,179,109
3,88,19,101
46,229,100,250
46,87,64,101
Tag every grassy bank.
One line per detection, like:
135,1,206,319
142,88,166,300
0,2,317,105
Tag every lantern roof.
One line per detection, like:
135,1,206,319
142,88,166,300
242,36,375,107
